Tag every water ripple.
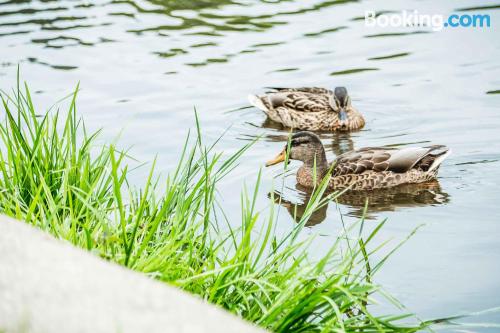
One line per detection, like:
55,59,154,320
456,4,500,11
329,67,379,75
26,57,77,71
364,31,430,38
368,52,411,61
303,25,347,37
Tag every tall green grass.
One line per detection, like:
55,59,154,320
0,79,426,332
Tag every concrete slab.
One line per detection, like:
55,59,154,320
0,215,265,333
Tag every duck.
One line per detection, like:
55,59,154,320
265,132,451,191
248,86,365,131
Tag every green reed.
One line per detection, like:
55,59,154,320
0,79,428,332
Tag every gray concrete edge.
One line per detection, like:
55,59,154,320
0,215,266,333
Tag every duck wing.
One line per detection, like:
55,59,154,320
265,87,333,95
262,91,332,113
331,146,449,175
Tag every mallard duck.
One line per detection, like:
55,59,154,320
248,86,365,131
266,132,450,191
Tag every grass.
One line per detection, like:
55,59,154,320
0,78,428,332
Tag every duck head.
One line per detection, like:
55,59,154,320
265,132,327,168
329,86,352,131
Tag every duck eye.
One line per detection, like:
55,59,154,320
291,138,309,146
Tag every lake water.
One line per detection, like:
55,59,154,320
1,0,499,330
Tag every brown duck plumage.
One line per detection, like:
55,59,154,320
266,132,450,191
248,87,365,131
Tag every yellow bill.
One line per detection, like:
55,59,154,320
266,149,286,167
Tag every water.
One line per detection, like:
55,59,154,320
1,0,499,330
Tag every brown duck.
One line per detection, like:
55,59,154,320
266,132,451,191
248,86,365,131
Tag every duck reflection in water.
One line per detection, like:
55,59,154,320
324,131,355,156
269,184,329,227
259,118,355,157
271,181,450,225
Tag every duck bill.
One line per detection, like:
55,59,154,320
338,109,348,122
338,109,348,130
266,149,286,167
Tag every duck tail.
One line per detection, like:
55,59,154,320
248,94,268,111
428,147,451,173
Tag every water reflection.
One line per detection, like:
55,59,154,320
147,0,238,11
303,26,347,37
26,57,77,71
255,119,357,154
272,181,450,224
125,0,290,34
0,0,362,68
368,52,411,61
324,132,355,156
330,67,379,75
258,116,281,129
456,3,500,11
337,181,450,218
270,184,328,227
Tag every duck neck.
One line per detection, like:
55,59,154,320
299,147,329,185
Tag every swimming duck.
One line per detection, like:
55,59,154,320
266,132,450,191
248,86,365,131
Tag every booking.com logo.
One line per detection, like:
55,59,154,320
365,10,491,31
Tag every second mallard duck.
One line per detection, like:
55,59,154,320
266,132,450,191
248,86,364,131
